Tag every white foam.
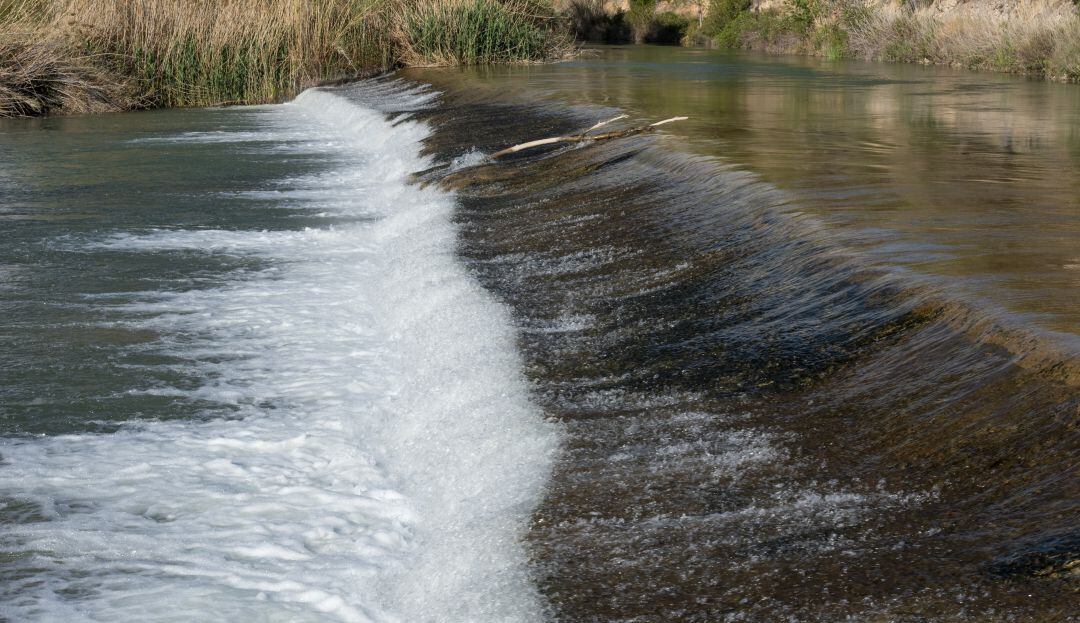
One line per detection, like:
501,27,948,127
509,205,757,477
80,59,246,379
522,313,597,334
0,87,558,622
448,149,488,172
128,130,275,144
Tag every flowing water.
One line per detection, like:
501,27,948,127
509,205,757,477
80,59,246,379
1,46,1078,621
0,85,556,621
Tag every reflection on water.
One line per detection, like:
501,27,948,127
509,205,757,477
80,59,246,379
418,46,1080,335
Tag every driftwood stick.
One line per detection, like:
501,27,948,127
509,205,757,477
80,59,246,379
650,116,689,127
491,136,569,157
584,114,629,133
491,115,688,159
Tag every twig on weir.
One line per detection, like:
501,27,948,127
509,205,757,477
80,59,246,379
491,115,689,159
583,113,629,133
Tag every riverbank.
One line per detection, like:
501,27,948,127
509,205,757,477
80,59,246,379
562,0,1080,82
0,0,570,117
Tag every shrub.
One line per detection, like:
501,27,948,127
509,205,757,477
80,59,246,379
813,21,848,59
714,11,755,48
733,8,805,51
706,0,810,52
701,0,751,39
564,0,631,43
649,11,690,44
786,0,819,34
628,0,659,43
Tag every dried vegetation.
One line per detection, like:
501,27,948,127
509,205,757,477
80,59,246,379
0,0,571,116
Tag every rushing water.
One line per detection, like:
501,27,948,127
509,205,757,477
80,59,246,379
404,46,1079,621
1,46,1078,621
0,84,556,621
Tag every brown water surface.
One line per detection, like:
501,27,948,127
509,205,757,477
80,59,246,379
417,46,1080,337
401,48,1080,621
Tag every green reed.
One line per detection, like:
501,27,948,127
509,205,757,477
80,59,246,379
399,0,568,66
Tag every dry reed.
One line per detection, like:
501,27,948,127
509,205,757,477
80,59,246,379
0,0,570,116
844,0,1080,80
0,0,133,116
0,37,132,116
61,0,395,108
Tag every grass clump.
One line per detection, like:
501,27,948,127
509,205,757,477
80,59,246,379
0,0,132,116
0,37,132,116
1048,28,1080,80
396,0,569,65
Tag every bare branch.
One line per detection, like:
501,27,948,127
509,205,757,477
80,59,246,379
584,114,629,133
491,115,688,159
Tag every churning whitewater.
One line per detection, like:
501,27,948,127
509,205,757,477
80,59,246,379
0,85,558,621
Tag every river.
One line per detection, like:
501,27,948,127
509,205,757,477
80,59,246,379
0,46,1077,621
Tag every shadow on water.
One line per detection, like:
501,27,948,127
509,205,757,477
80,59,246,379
394,48,1080,621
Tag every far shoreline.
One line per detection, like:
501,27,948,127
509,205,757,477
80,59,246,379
3,0,1077,120
564,0,1080,84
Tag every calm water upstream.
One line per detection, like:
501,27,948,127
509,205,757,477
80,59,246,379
1,46,1077,621
412,45,1080,336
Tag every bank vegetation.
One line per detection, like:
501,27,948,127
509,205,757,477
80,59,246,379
563,0,1080,82
0,0,571,117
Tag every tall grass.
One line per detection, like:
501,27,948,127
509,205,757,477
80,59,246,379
394,0,570,65
0,0,132,115
702,0,1080,82
64,0,395,108
0,37,132,116
0,0,570,116
845,0,1080,81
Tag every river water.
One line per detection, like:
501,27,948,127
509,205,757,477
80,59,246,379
1,47,1077,621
